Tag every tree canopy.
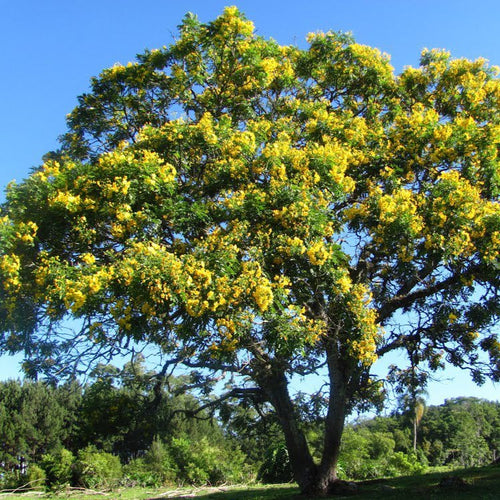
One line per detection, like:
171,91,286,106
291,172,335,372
0,7,499,494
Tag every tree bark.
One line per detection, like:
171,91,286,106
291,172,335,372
253,341,352,496
257,364,318,491
302,342,350,496
413,418,417,452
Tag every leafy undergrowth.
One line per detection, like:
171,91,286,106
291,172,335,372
1,464,498,499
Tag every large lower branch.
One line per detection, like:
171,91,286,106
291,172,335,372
377,263,482,323
170,387,265,421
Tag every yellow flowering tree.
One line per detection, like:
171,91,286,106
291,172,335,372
1,8,499,494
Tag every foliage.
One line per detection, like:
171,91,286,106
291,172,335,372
123,437,175,487
336,426,425,479
0,366,255,488
142,437,174,485
75,359,160,458
1,6,499,493
419,397,500,467
219,397,283,464
0,379,81,471
169,434,248,485
388,452,426,476
40,448,75,489
344,397,500,476
74,445,123,488
258,442,293,484
24,464,46,491
123,457,162,488
125,434,251,487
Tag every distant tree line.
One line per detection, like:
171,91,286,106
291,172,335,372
0,356,255,490
0,356,499,491
334,396,500,480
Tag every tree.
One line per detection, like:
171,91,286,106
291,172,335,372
75,354,222,460
0,7,499,494
0,379,80,470
420,397,500,466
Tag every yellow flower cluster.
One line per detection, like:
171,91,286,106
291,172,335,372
423,170,493,259
377,189,421,228
14,221,38,245
349,336,378,366
484,230,500,263
349,43,394,75
214,6,255,38
34,160,63,182
197,113,218,145
335,271,352,294
50,191,82,212
253,284,274,312
286,305,326,345
307,240,330,266
259,57,280,85
345,284,380,366
0,254,21,291
308,141,356,193
222,130,256,158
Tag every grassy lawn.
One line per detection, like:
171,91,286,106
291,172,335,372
1,464,498,499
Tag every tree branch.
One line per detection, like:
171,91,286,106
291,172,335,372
171,387,266,420
377,263,482,323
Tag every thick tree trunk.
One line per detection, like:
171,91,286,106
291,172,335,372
258,365,318,491
253,345,352,496
302,344,350,496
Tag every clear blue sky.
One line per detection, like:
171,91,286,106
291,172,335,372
0,0,498,406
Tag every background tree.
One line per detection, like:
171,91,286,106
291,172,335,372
419,397,500,467
0,7,499,495
0,379,80,471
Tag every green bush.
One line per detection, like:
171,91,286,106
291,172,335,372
143,437,175,484
25,464,46,490
388,452,426,476
74,445,122,488
168,435,248,485
168,435,210,484
0,469,22,490
257,442,293,484
0,464,45,491
123,457,161,487
123,437,175,487
41,448,75,489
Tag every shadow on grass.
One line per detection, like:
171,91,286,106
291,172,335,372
148,464,500,499
146,484,301,500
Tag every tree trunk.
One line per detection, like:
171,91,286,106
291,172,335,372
258,365,318,491
413,418,417,452
302,343,350,496
254,345,352,496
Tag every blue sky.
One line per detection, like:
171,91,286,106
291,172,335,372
0,1,498,405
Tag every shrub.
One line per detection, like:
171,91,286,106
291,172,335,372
40,448,75,489
257,442,293,484
0,463,45,491
168,434,248,485
123,457,162,487
25,464,46,490
128,437,176,486
74,445,122,488
123,438,176,488
0,470,22,490
168,435,209,484
388,452,426,476
145,437,174,480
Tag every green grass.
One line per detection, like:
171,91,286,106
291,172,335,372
1,464,498,499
